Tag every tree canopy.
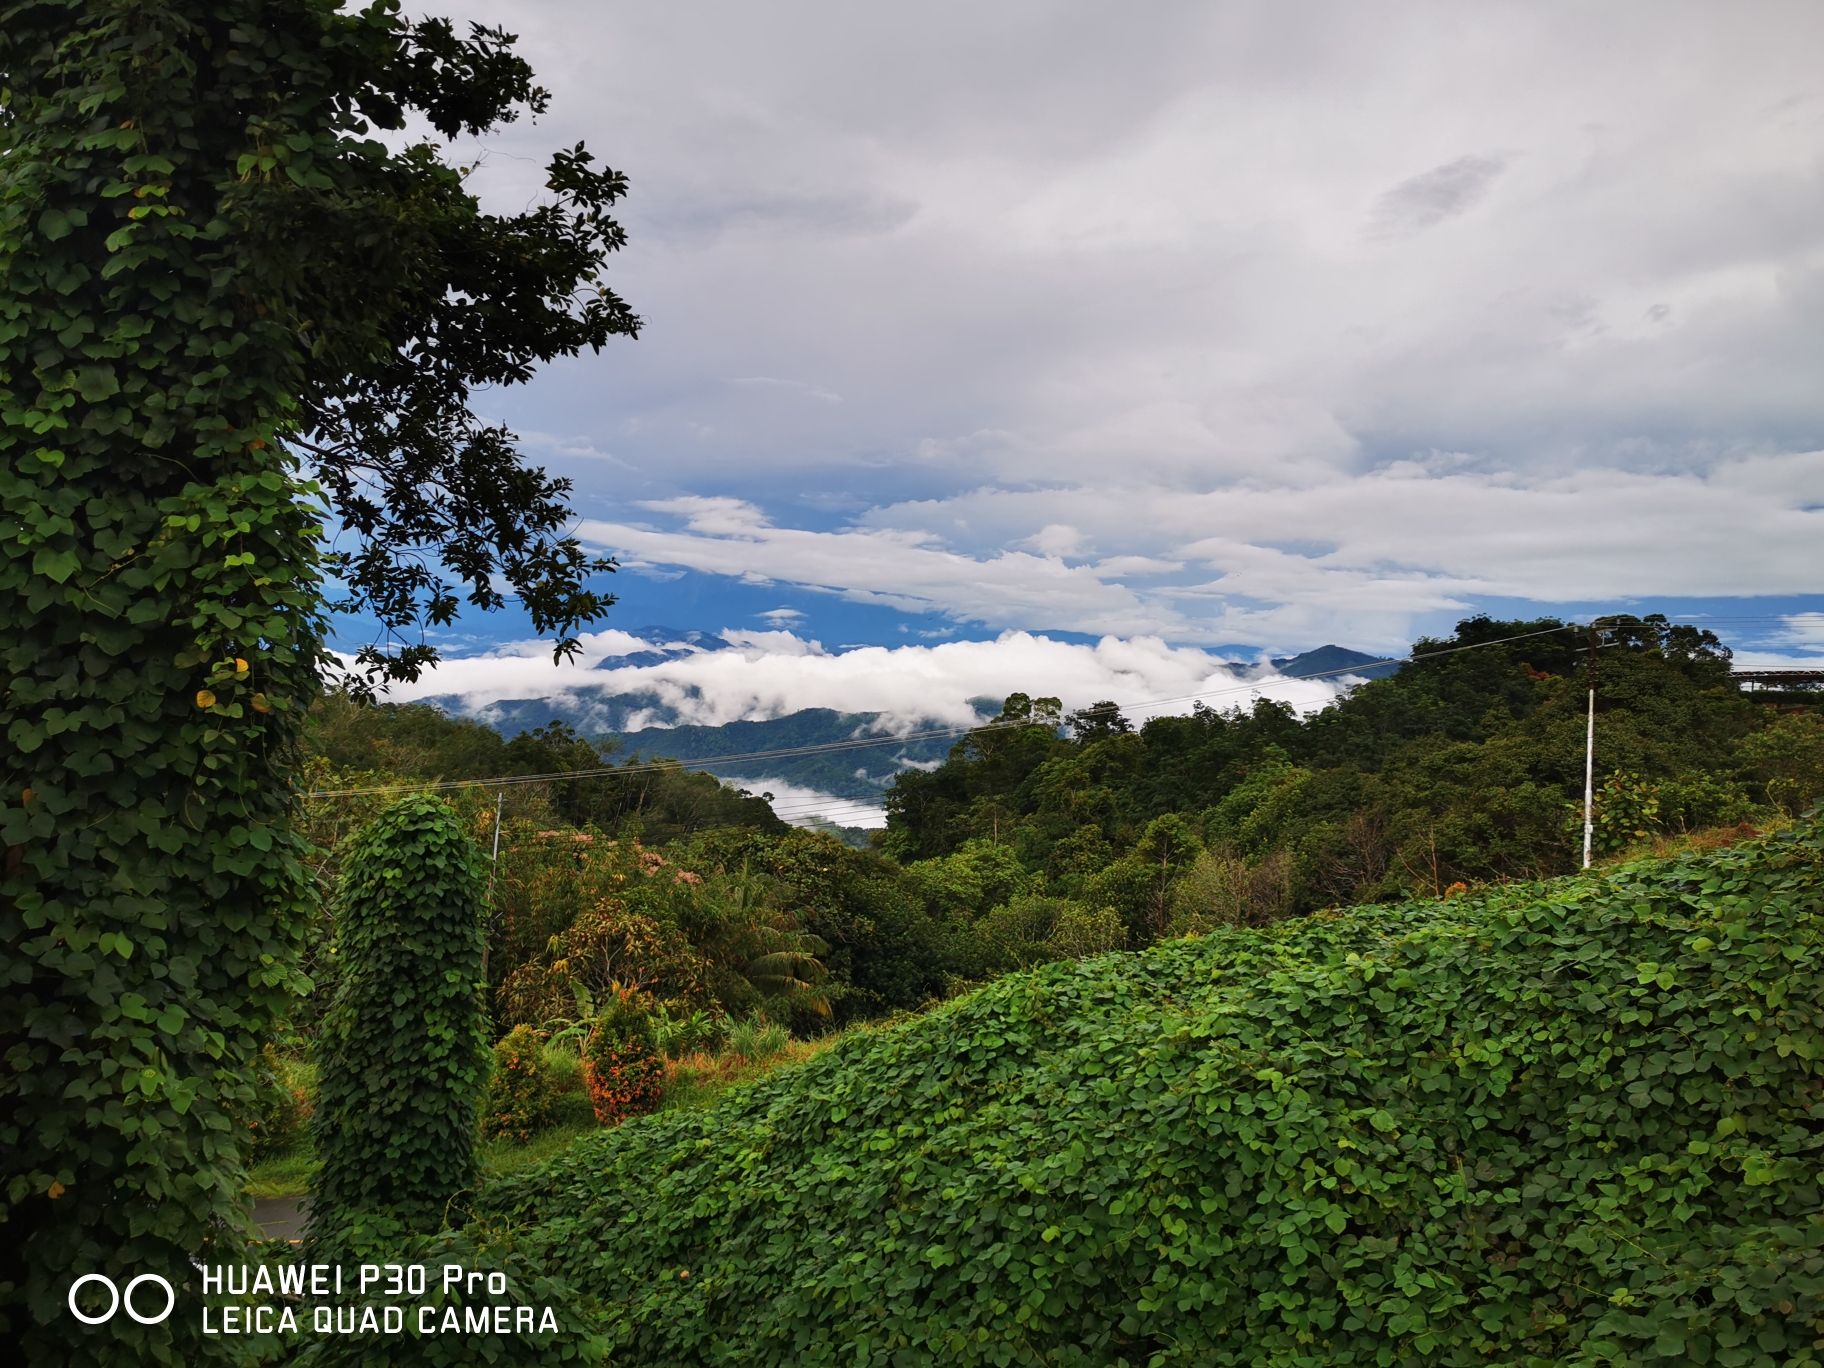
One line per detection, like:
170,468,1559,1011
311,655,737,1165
3,0,636,685
883,615,1772,932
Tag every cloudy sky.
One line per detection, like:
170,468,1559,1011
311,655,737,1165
377,0,1824,719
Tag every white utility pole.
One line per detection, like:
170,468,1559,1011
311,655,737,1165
1581,623,1598,870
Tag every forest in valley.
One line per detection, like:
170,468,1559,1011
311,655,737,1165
285,613,1824,1057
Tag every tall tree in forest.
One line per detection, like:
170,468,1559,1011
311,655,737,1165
0,1,634,1359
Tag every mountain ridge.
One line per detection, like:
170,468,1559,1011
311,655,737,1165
419,644,1382,801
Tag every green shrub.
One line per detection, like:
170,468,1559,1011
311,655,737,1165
726,1014,789,1062
1046,901,1126,958
1168,847,1294,930
650,1004,729,1057
482,1026,557,1144
1658,771,1757,832
312,794,489,1230
1592,768,1662,850
486,822,1824,1367
1740,712,1824,814
581,988,664,1124
959,895,1126,975
249,1048,315,1158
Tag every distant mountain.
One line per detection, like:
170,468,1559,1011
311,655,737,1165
1270,644,1400,681
416,636,1399,803
607,708,976,801
409,696,992,802
588,625,735,671
418,687,684,736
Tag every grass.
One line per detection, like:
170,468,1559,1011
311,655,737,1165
659,1036,841,1113
246,1147,321,1201
244,1032,840,1199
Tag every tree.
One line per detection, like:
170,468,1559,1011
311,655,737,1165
0,2,632,1358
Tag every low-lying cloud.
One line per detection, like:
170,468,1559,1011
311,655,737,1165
385,629,1354,732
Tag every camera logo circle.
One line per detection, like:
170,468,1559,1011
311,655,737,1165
68,1273,175,1326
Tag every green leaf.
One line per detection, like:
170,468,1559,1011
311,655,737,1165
75,365,119,402
32,548,81,583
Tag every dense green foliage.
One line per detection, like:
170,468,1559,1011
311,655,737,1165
484,821,1824,1367
487,825,887,1037
312,794,488,1230
0,0,634,1357
580,989,665,1126
293,625,1824,1057
0,3,325,1356
483,1024,557,1144
885,616,1812,932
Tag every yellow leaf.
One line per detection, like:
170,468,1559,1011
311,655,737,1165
47,1182,65,1200
251,693,271,713
195,690,216,708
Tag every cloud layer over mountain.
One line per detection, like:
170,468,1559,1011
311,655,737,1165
386,629,1350,732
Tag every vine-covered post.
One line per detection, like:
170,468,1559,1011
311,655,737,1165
312,794,488,1230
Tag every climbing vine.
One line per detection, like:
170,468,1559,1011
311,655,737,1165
0,1,633,1360
312,793,488,1230
487,822,1824,1368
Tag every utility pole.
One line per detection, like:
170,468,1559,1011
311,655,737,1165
482,790,504,980
1582,621,1598,870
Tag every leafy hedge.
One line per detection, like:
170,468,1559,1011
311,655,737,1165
581,991,664,1126
485,1025,558,1143
485,821,1824,1367
313,794,488,1230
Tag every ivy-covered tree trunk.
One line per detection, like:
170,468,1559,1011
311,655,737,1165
1,1,632,1356
0,9,324,1365
312,793,488,1230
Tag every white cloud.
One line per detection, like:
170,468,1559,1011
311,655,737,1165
729,779,888,830
1774,613,1824,648
412,0,1824,640
580,504,1174,638
576,453,1824,652
385,630,1348,731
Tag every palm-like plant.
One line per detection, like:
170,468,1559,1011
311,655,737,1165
686,861,831,1020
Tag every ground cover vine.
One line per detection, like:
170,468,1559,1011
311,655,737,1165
483,819,1824,1368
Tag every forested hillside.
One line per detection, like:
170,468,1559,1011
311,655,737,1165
885,615,1821,938
240,619,1824,1365
295,614,1823,1038
308,694,786,846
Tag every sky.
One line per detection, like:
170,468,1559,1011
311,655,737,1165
371,0,1824,726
